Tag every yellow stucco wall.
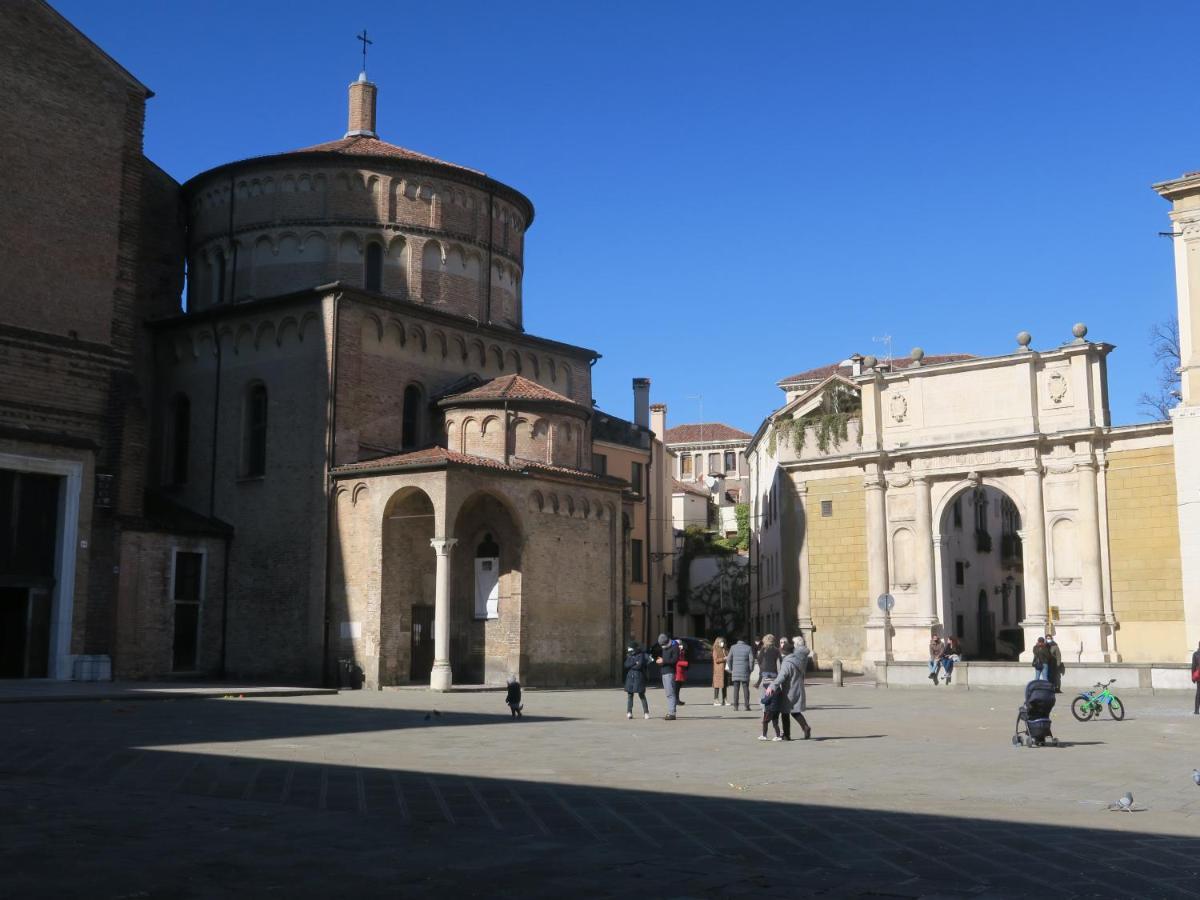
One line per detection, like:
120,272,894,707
806,474,868,664
1105,444,1186,661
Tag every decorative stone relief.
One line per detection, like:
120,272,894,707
1047,371,1069,405
889,392,909,424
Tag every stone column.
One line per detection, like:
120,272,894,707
932,535,949,628
1019,466,1049,661
1077,461,1105,621
864,466,891,664
795,482,813,636
429,537,458,691
914,476,938,624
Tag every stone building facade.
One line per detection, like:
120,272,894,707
0,0,228,682
147,67,661,688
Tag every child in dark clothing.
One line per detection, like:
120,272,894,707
759,683,782,741
505,677,523,718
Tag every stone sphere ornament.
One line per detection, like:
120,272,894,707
1072,322,1088,341
863,355,878,369
910,347,925,362
1017,331,1032,349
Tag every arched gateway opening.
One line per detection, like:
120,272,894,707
450,491,523,685
938,485,1025,660
381,487,436,684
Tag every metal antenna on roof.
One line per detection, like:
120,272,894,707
871,333,893,368
356,29,373,75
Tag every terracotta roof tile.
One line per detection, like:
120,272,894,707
336,446,510,473
672,478,710,497
291,135,482,174
664,423,752,445
439,374,576,406
334,446,616,486
778,354,975,386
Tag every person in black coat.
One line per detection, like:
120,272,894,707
623,643,652,719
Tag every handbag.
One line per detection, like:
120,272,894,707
1191,665,1200,684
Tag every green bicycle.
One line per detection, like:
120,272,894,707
1071,678,1125,722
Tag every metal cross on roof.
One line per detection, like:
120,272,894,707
357,29,373,73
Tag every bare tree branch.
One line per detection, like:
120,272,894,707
1138,314,1180,421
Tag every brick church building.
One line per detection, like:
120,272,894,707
0,0,663,688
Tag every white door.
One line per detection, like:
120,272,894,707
474,557,500,619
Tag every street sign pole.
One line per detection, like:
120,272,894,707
877,593,895,663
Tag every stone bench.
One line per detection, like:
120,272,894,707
875,659,1194,693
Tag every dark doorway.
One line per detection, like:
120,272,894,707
410,604,434,682
977,589,995,658
0,587,50,678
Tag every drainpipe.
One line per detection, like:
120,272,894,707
320,292,342,687
502,399,510,466
644,434,652,646
219,530,231,677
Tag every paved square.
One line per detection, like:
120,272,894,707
2,681,1198,898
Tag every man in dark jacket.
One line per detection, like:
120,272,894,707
727,638,754,711
1032,637,1052,681
655,633,679,720
1047,636,1063,693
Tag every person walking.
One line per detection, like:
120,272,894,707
712,637,729,706
774,636,813,741
655,633,679,720
1047,636,1063,694
1192,641,1200,716
928,630,945,685
623,642,652,719
728,637,753,711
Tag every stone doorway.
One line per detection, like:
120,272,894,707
937,484,1024,660
450,492,523,685
380,487,436,685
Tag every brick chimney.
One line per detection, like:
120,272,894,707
632,378,650,428
346,72,378,138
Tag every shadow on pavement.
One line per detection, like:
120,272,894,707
2,744,1198,899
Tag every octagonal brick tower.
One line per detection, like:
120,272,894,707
182,73,533,329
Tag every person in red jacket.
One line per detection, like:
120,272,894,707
673,639,689,707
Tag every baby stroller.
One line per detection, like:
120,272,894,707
1012,678,1059,748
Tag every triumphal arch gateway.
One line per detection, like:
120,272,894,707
751,328,1183,673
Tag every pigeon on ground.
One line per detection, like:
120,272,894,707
1108,792,1135,812
1192,769,1200,787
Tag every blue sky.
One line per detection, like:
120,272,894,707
55,1,1195,430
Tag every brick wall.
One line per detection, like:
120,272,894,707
804,473,868,665
1105,444,1186,661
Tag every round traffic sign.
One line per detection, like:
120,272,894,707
877,593,895,612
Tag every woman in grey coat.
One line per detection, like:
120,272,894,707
773,636,812,740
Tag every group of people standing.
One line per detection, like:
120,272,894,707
622,633,813,741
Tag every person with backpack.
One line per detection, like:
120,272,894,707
1032,636,1052,681
623,642,652,720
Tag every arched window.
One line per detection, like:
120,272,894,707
215,250,227,304
401,384,422,450
166,394,191,485
364,241,383,293
243,383,268,477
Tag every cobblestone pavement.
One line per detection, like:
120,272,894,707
2,683,1198,898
